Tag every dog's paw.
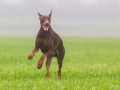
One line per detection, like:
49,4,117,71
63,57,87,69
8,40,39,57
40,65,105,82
37,61,43,69
37,63,43,69
28,54,34,60
28,56,33,60
37,65,42,69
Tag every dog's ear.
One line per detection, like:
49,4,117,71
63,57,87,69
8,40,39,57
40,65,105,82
38,12,42,17
48,9,52,18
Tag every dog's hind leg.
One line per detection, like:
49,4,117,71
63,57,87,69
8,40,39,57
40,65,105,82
57,47,65,79
57,57,63,79
46,56,53,78
57,54,64,79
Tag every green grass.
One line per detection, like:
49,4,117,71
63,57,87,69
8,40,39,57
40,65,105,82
0,37,120,90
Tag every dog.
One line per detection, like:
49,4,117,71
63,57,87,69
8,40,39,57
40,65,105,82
28,9,65,79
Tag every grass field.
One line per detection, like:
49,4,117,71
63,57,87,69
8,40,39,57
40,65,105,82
0,37,120,90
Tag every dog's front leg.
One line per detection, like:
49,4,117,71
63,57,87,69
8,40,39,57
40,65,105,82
37,51,54,79
28,37,42,60
37,54,46,69
37,51,55,69
28,47,39,60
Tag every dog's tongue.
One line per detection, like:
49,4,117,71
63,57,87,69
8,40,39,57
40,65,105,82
43,26,49,31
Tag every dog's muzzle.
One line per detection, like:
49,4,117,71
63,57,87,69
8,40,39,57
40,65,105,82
42,25,49,31
42,19,50,31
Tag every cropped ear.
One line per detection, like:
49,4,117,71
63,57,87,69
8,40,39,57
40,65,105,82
48,9,52,18
38,12,42,17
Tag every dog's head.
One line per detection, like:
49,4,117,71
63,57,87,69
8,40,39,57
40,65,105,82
38,9,52,31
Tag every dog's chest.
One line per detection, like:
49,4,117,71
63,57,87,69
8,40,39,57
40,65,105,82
40,37,53,52
43,39,52,47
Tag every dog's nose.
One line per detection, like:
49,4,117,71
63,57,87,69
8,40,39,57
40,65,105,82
46,23,49,26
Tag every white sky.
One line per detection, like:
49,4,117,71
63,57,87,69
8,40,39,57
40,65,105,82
2,0,120,6
78,0,99,6
1,0,99,5
2,0,22,5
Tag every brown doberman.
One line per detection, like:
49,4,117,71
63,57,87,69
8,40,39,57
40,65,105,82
28,9,65,79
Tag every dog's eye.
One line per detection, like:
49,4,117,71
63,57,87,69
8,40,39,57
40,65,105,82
41,17,45,19
47,17,50,20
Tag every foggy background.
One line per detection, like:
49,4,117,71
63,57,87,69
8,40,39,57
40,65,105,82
0,0,120,36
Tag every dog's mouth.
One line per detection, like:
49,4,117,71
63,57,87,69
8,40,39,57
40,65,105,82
42,25,49,31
